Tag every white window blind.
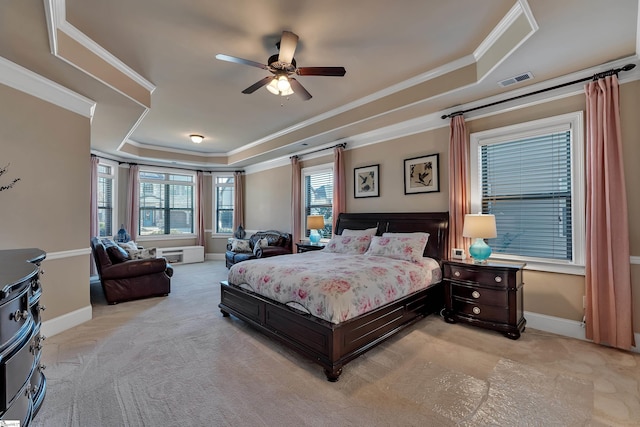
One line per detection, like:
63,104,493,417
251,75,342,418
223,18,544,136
480,128,572,260
97,163,115,237
303,167,333,237
470,112,585,274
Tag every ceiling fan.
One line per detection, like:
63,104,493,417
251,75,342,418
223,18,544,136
215,31,346,101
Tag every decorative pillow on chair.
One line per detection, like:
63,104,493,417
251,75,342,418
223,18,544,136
117,241,139,258
230,238,252,253
365,234,429,263
131,248,157,260
106,245,130,264
323,235,372,254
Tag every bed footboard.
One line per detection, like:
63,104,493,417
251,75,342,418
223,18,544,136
219,280,444,381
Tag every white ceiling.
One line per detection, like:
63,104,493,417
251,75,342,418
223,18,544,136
1,0,638,169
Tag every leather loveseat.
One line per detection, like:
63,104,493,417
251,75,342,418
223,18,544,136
225,230,292,268
90,237,173,304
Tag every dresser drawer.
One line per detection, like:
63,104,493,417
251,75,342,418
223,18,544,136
449,283,508,307
444,264,509,288
452,298,509,324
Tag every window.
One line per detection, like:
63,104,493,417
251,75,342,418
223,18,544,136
302,165,334,238
138,169,195,236
470,112,585,274
213,174,234,234
97,161,117,237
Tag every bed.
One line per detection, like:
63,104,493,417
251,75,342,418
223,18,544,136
219,212,449,381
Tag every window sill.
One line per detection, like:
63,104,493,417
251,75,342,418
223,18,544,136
489,255,585,276
137,234,197,242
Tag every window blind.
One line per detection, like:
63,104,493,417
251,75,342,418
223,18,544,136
304,169,333,237
480,129,572,260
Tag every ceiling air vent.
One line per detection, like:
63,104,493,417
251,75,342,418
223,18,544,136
498,71,534,87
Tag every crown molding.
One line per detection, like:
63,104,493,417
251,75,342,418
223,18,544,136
0,55,95,118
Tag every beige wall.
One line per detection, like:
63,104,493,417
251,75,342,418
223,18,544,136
0,83,91,321
242,80,640,333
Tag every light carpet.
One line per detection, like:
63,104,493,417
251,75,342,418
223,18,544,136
31,260,640,426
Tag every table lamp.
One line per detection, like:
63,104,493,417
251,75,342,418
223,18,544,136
307,215,325,245
462,214,497,263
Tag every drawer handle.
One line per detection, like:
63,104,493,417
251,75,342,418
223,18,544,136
453,271,461,277
495,276,502,283
11,310,29,322
472,307,481,315
472,291,480,299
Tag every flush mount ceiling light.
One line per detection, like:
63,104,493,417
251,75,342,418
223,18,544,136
189,134,204,144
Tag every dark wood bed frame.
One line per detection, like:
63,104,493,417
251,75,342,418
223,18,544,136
219,212,449,381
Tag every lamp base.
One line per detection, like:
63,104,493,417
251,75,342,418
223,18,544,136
469,238,492,263
309,230,321,245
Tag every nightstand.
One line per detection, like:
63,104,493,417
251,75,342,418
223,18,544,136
442,259,526,339
296,242,325,253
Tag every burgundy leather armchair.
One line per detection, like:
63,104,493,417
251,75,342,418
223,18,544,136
91,237,173,304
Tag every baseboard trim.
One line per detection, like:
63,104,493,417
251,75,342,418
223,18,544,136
41,305,92,337
525,311,640,353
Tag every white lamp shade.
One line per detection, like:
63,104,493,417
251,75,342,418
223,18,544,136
307,215,325,230
462,214,497,239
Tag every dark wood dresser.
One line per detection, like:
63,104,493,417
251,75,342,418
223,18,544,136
0,249,46,425
442,259,526,339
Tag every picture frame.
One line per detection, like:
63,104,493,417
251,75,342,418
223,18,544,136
404,153,439,194
354,164,380,198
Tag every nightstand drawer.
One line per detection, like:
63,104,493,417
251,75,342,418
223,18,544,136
444,264,509,288
452,299,509,323
450,283,507,307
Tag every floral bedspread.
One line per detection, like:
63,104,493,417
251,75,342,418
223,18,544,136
227,252,442,324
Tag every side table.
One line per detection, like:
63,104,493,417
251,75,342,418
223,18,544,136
296,242,325,253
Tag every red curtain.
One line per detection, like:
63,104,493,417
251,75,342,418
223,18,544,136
291,156,301,252
195,171,205,247
448,115,470,256
585,75,634,349
126,164,139,242
333,146,346,234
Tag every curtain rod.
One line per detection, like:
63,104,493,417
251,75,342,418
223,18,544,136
290,142,346,159
441,63,636,120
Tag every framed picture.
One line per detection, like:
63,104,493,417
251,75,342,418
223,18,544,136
354,164,380,198
404,153,439,194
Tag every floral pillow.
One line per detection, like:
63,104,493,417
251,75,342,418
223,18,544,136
322,235,372,254
230,238,252,253
365,234,430,263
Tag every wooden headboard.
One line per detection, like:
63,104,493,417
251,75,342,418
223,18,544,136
335,212,449,260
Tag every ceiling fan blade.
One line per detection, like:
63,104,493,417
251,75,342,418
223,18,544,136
288,78,312,100
296,67,346,77
215,54,268,70
278,31,299,64
242,76,273,94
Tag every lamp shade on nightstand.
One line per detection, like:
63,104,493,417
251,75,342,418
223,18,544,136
462,214,497,263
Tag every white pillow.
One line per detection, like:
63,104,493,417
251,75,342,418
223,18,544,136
230,239,252,253
383,232,430,239
257,237,269,248
365,234,429,263
117,241,139,258
132,247,157,260
341,227,377,237
323,235,372,254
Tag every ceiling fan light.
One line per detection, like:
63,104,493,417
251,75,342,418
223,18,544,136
277,75,291,91
189,134,204,144
266,78,279,95
280,86,294,96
